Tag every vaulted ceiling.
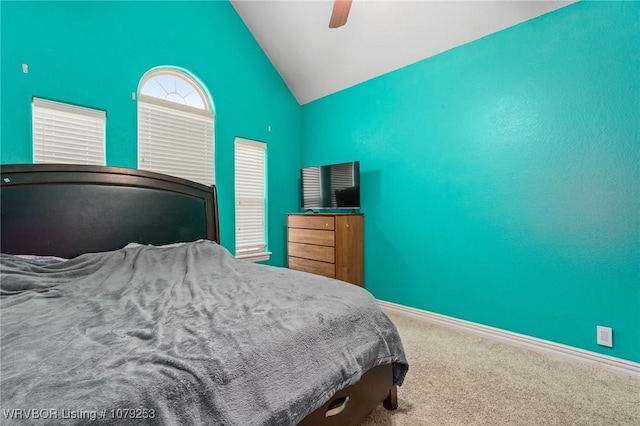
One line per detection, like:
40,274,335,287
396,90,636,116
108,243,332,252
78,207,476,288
231,0,576,105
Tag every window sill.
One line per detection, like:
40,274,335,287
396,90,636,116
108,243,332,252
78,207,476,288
236,252,272,262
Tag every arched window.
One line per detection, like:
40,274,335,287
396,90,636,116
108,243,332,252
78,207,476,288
137,68,215,185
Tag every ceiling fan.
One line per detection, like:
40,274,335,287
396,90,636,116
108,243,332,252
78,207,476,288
329,0,353,28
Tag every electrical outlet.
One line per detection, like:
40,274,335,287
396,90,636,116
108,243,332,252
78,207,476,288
596,326,613,348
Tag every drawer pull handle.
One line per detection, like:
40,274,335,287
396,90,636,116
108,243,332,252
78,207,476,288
325,396,349,417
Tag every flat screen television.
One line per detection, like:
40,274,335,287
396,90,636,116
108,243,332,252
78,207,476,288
300,161,360,210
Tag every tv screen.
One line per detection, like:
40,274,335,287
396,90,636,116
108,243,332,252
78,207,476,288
300,161,360,209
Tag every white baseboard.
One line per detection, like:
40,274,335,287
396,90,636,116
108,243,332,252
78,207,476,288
378,300,640,379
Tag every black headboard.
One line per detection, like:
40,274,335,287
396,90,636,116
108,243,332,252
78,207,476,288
1,164,220,258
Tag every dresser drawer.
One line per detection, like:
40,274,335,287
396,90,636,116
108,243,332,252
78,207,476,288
288,215,335,230
288,228,335,247
288,256,336,279
288,242,335,263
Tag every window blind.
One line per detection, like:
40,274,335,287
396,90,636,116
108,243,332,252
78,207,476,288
234,138,268,260
32,98,106,165
330,162,353,207
302,167,321,207
138,100,214,186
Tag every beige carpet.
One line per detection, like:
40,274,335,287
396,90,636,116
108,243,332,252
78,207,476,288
360,312,640,426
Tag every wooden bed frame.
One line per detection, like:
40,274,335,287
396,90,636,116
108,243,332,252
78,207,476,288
0,163,398,425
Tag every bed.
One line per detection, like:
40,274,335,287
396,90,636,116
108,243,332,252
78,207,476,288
0,164,408,425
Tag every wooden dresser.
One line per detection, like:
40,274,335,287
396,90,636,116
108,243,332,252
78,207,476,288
287,213,364,287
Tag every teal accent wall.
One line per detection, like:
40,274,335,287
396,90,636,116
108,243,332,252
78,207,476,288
302,1,640,362
0,0,301,265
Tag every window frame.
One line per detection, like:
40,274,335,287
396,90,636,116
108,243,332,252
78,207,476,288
31,97,106,165
137,67,215,186
234,137,270,262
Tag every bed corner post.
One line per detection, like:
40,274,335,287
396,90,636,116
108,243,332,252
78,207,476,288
383,384,398,410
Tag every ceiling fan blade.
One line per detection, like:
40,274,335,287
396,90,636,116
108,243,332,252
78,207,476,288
329,0,353,29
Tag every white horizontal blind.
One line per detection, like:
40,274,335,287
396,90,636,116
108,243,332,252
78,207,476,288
302,166,321,208
32,98,106,165
330,162,354,207
138,100,214,186
235,138,267,258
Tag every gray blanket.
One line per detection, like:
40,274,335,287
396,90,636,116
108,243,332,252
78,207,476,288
1,240,407,425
